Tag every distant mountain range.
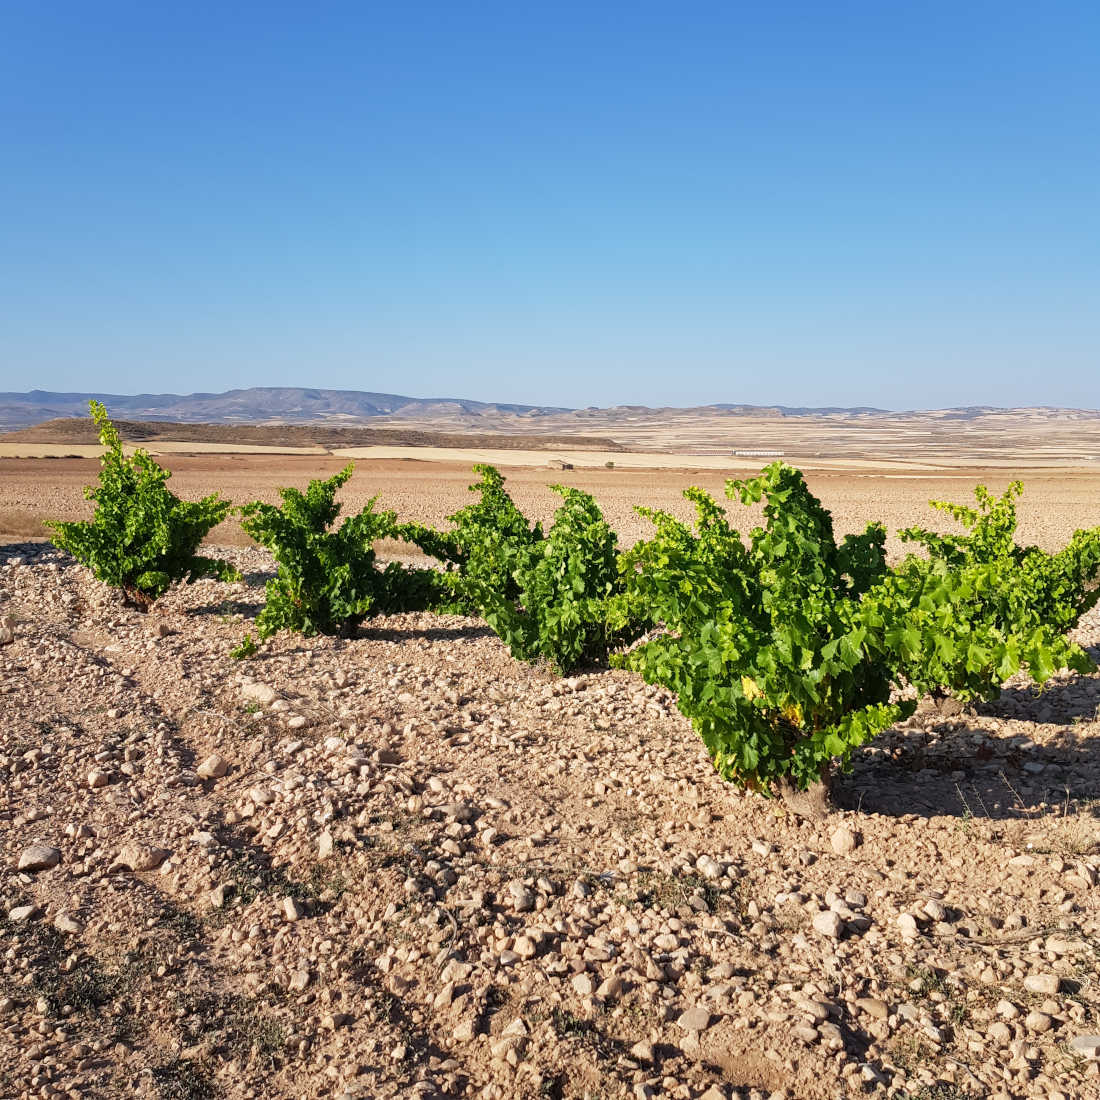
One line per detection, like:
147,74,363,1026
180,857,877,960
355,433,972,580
0,387,571,430
0,387,1097,432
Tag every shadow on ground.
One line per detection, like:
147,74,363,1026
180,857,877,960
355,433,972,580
358,623,495,644
837,677,1100,824
187,598,267,619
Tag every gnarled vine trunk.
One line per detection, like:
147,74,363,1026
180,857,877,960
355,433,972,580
776,769,833,821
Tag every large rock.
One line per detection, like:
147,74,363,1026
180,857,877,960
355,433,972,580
1023,974,1062,996
240,681,277,706
54,912,82,934
830,826,859,855
0,614,14,645
507,880,535,913
197,753,229,780
922,898,948,922
1069,1034,1100,1058
17,844,60,872
112,843,169,872
812,910,844,939
855,997,889,1020
1025,1010,1053,1033
676,1005,712,1033
897,913,920,937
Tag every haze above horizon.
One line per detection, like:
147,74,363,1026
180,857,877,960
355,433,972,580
1,3,1097,410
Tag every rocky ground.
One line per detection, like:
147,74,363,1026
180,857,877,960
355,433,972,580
2,543,1099,1100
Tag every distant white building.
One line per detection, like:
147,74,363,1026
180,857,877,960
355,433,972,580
733,449,784,457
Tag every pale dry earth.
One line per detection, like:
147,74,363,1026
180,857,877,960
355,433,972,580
5,454,1100,562
364,410,1100,469
8,402,1100,470
2,483,1100,1099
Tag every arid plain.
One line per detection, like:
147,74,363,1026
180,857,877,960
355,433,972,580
5,404,1100,551
2,415,1100,1100
5,454,1100,560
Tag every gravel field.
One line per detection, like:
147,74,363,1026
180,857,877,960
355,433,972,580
2,535,1099,1100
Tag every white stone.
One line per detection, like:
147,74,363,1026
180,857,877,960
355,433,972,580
676,1005,712,1033
1025,1011,1053,1033
17,844,60,872
112,842,169,872
830,826,858,855
1023,974,1062,996
812,910,843,939
897,913,920,937
922,898,947,922
53,912,81,934
197,754,228,780
240,682,277,706
1069,1034,1100,1058
513,935,537,960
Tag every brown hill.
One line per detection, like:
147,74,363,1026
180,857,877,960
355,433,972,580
0,418,626,452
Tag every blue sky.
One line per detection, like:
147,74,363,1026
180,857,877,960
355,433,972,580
1,2,1097,410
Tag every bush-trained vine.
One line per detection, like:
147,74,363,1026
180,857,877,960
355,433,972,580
401,463,542,612
613,462,1098,797
232,464,444,656
879,482,1100,702
612,463,909,794
408,467,641,673
475,483,642,674
48,401,237,609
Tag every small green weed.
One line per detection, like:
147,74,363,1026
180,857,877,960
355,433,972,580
151,1059,217,1100
629,870,734,916
228,1001,286,1067
548,1006,623,1062
903,1085,969,1100
905,964,948,999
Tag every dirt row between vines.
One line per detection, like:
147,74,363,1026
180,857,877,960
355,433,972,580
2,537,1099,1100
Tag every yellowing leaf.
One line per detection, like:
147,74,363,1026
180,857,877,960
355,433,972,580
781,702,804,727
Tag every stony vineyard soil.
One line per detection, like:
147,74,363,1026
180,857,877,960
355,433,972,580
1,544,1099,1100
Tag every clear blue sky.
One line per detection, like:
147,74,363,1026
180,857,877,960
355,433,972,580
1,1,1097,410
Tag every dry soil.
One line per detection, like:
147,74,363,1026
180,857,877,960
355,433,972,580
1,452,1099,1100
